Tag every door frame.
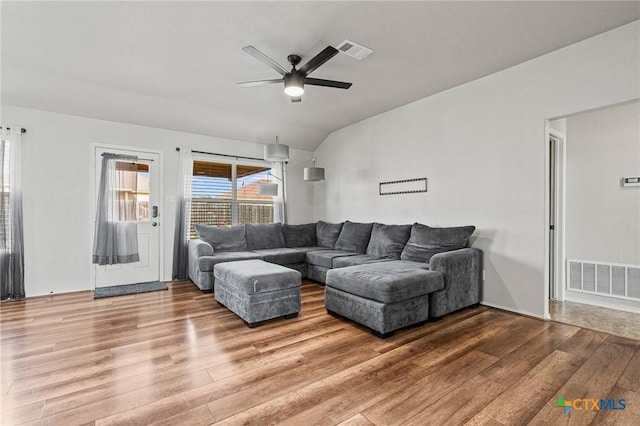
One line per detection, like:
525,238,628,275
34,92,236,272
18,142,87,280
89,143,164,289
544,123,567,317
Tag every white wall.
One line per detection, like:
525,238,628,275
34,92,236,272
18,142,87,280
565,101,640,265
314,21,640,318
549,118,566,134
1,105,315,297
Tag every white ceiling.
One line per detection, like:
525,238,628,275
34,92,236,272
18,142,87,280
2,1,639,151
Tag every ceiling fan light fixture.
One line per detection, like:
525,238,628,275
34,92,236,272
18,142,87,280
284,73,304,97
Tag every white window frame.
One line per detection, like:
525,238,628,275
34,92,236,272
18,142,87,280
191,154,275,226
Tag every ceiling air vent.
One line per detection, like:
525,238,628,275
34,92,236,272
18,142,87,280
337,40,373,60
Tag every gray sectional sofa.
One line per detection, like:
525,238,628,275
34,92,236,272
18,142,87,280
188,220,482,335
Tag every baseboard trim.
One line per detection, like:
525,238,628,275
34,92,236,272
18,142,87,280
480,301,547,320
564,292,640,314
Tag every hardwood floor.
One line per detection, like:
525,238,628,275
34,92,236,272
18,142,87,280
1,281,638,425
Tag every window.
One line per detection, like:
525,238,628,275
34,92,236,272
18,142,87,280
190,159,274,236
115,161,150,222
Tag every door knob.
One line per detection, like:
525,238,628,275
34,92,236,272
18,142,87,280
152,222,158,227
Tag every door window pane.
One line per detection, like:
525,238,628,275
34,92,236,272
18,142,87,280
115,161,149,222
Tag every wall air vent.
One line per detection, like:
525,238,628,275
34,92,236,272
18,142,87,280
337,40,373,60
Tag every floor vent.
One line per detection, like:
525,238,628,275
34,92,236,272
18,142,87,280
568,259,640,301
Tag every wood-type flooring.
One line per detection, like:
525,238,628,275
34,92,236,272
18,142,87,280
1,281,639,425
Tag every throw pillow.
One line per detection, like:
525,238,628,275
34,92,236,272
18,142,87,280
316,221,344,249
335,221,375,254
400,223,475,263
245,223,285,250
195,224,247,253
283,223,317,247
366,223,412,259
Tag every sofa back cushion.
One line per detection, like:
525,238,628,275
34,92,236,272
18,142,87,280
366,223,411,259
316,221,344,249
245,223,285,250
400,223,475,263
335,221,375,254
195,224,247,253
283,223,317,247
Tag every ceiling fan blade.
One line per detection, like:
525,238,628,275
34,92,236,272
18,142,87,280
242,45,288,76
237,79,283,87
304,78,352,89
291,96,302,103
298,46,339,76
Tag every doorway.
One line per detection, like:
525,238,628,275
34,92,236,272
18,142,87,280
546,101,640,339
92,146,162,288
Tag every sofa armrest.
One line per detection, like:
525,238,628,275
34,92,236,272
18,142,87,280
189,239,214,258
428,248,482,318
187,239,215,290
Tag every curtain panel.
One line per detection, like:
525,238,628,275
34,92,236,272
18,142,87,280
0,126,25,300
172,149,193,280
92,153,140,265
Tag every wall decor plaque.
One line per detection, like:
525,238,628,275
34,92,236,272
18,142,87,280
379,178,427,195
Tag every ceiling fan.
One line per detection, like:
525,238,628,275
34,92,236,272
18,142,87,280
237,45,352,102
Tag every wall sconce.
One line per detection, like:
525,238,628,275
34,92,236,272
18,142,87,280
304,158,325,181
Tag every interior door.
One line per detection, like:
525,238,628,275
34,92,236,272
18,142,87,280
93,147,160,287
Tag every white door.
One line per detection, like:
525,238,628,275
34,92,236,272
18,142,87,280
93,147,161,287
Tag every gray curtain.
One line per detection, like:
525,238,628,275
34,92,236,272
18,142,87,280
92,153,140,265
0,127,25,300
172,149,192,280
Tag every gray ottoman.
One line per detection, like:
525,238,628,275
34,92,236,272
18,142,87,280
325,261,445,337
214,259,302,327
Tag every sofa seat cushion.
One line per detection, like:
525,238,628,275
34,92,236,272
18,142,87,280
252,247,322,265
245,223,285,250
335,221,375,254
332,254,394,268
325,261,444,304
214,259,301,295
306,250,358,269
198,252,263,272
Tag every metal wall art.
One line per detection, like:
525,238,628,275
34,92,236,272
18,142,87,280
379,177,427,195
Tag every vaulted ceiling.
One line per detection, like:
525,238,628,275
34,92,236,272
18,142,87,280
2,1,639,151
